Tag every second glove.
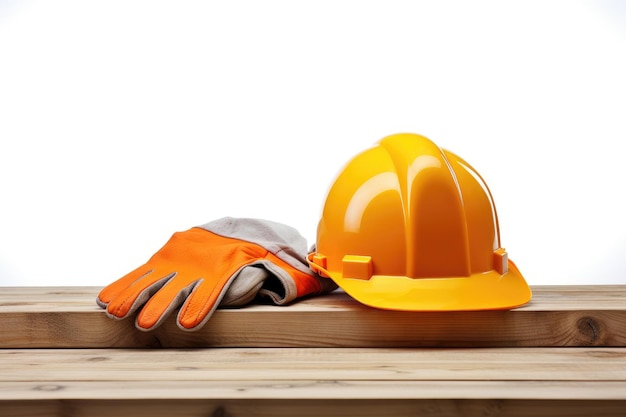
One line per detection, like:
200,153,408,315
96,217,336,331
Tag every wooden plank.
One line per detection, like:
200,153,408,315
2,380,626,401
0,347,625,401
0,347,625,416
2,399,625,417
1,286,626,348
1,348,625,383
1,284,626,417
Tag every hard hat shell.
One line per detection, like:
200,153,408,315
307,133,531,311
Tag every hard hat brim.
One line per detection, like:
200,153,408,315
310,256,532,311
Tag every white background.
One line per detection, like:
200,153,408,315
1,0,625,287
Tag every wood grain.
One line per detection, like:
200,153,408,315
2,399,625,417
1,286,626,416
1,286,625,348
1,347,626,384
0,347,625,416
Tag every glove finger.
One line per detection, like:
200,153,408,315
96,264,153,308
135,277,201,331
176,272,236,331
104,269,175,320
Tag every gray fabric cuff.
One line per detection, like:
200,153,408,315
196,217,313,276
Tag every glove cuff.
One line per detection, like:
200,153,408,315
196,217,312,275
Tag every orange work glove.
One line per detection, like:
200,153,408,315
96,217,336,331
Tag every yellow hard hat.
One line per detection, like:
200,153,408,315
307,133,531,311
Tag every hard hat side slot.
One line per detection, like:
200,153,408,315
342,255,373,280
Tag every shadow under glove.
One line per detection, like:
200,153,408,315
96,217,336,331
